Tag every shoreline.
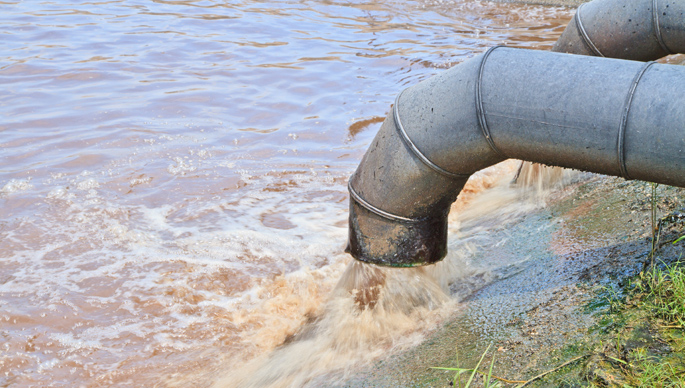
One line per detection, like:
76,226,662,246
335,174,685,387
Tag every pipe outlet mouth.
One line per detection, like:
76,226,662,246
345,194,448,267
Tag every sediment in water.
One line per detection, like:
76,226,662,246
212,261,454,388
211,161,576,387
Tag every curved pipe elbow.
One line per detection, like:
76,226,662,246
346,52,502,267
348,47,685,267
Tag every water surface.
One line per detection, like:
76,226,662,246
0,0,573,386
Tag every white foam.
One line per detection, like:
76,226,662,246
49,333,102,351
1,178,33,194
46,186,71,199
76,178,99,191
167,156,198,175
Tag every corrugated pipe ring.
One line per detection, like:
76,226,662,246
653,0,674,55
617,61,657,180
476,45,506,158
575,3,605,57
393,90,471,179
347,181,421,223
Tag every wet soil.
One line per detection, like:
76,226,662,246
333,174,685,387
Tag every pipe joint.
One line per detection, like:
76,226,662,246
554,0,684,60
347,47,685,267
346,0,685,268
393,90,471,180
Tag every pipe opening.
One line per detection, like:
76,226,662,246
345,196,450,267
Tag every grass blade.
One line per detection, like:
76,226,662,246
465,344,491,387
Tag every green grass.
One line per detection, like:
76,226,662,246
622,349,685,387
632,264,685,327
431,344,502,388
576,263,685,387
430,180,685,387
432,261,685,387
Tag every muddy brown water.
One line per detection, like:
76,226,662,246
1,1,574,387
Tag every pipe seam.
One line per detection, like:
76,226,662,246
575,4,605,57
393,90,471,179
476,45,506,158
617,61,657,180
652,0,675,55
347,46,685,267
348,181,421,223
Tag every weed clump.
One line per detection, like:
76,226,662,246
570,263,685,387
633,264,685,327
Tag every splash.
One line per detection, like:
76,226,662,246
209,160,575,388
513,162,574,196
211,261,454,388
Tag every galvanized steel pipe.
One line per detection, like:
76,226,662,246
554,0,685,60
516,0,685,186
346,47,685,267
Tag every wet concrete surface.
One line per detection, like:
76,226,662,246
332,174,685,387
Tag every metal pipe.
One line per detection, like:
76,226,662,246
346,47,685,267
553,0,685,60
516,0,685,187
